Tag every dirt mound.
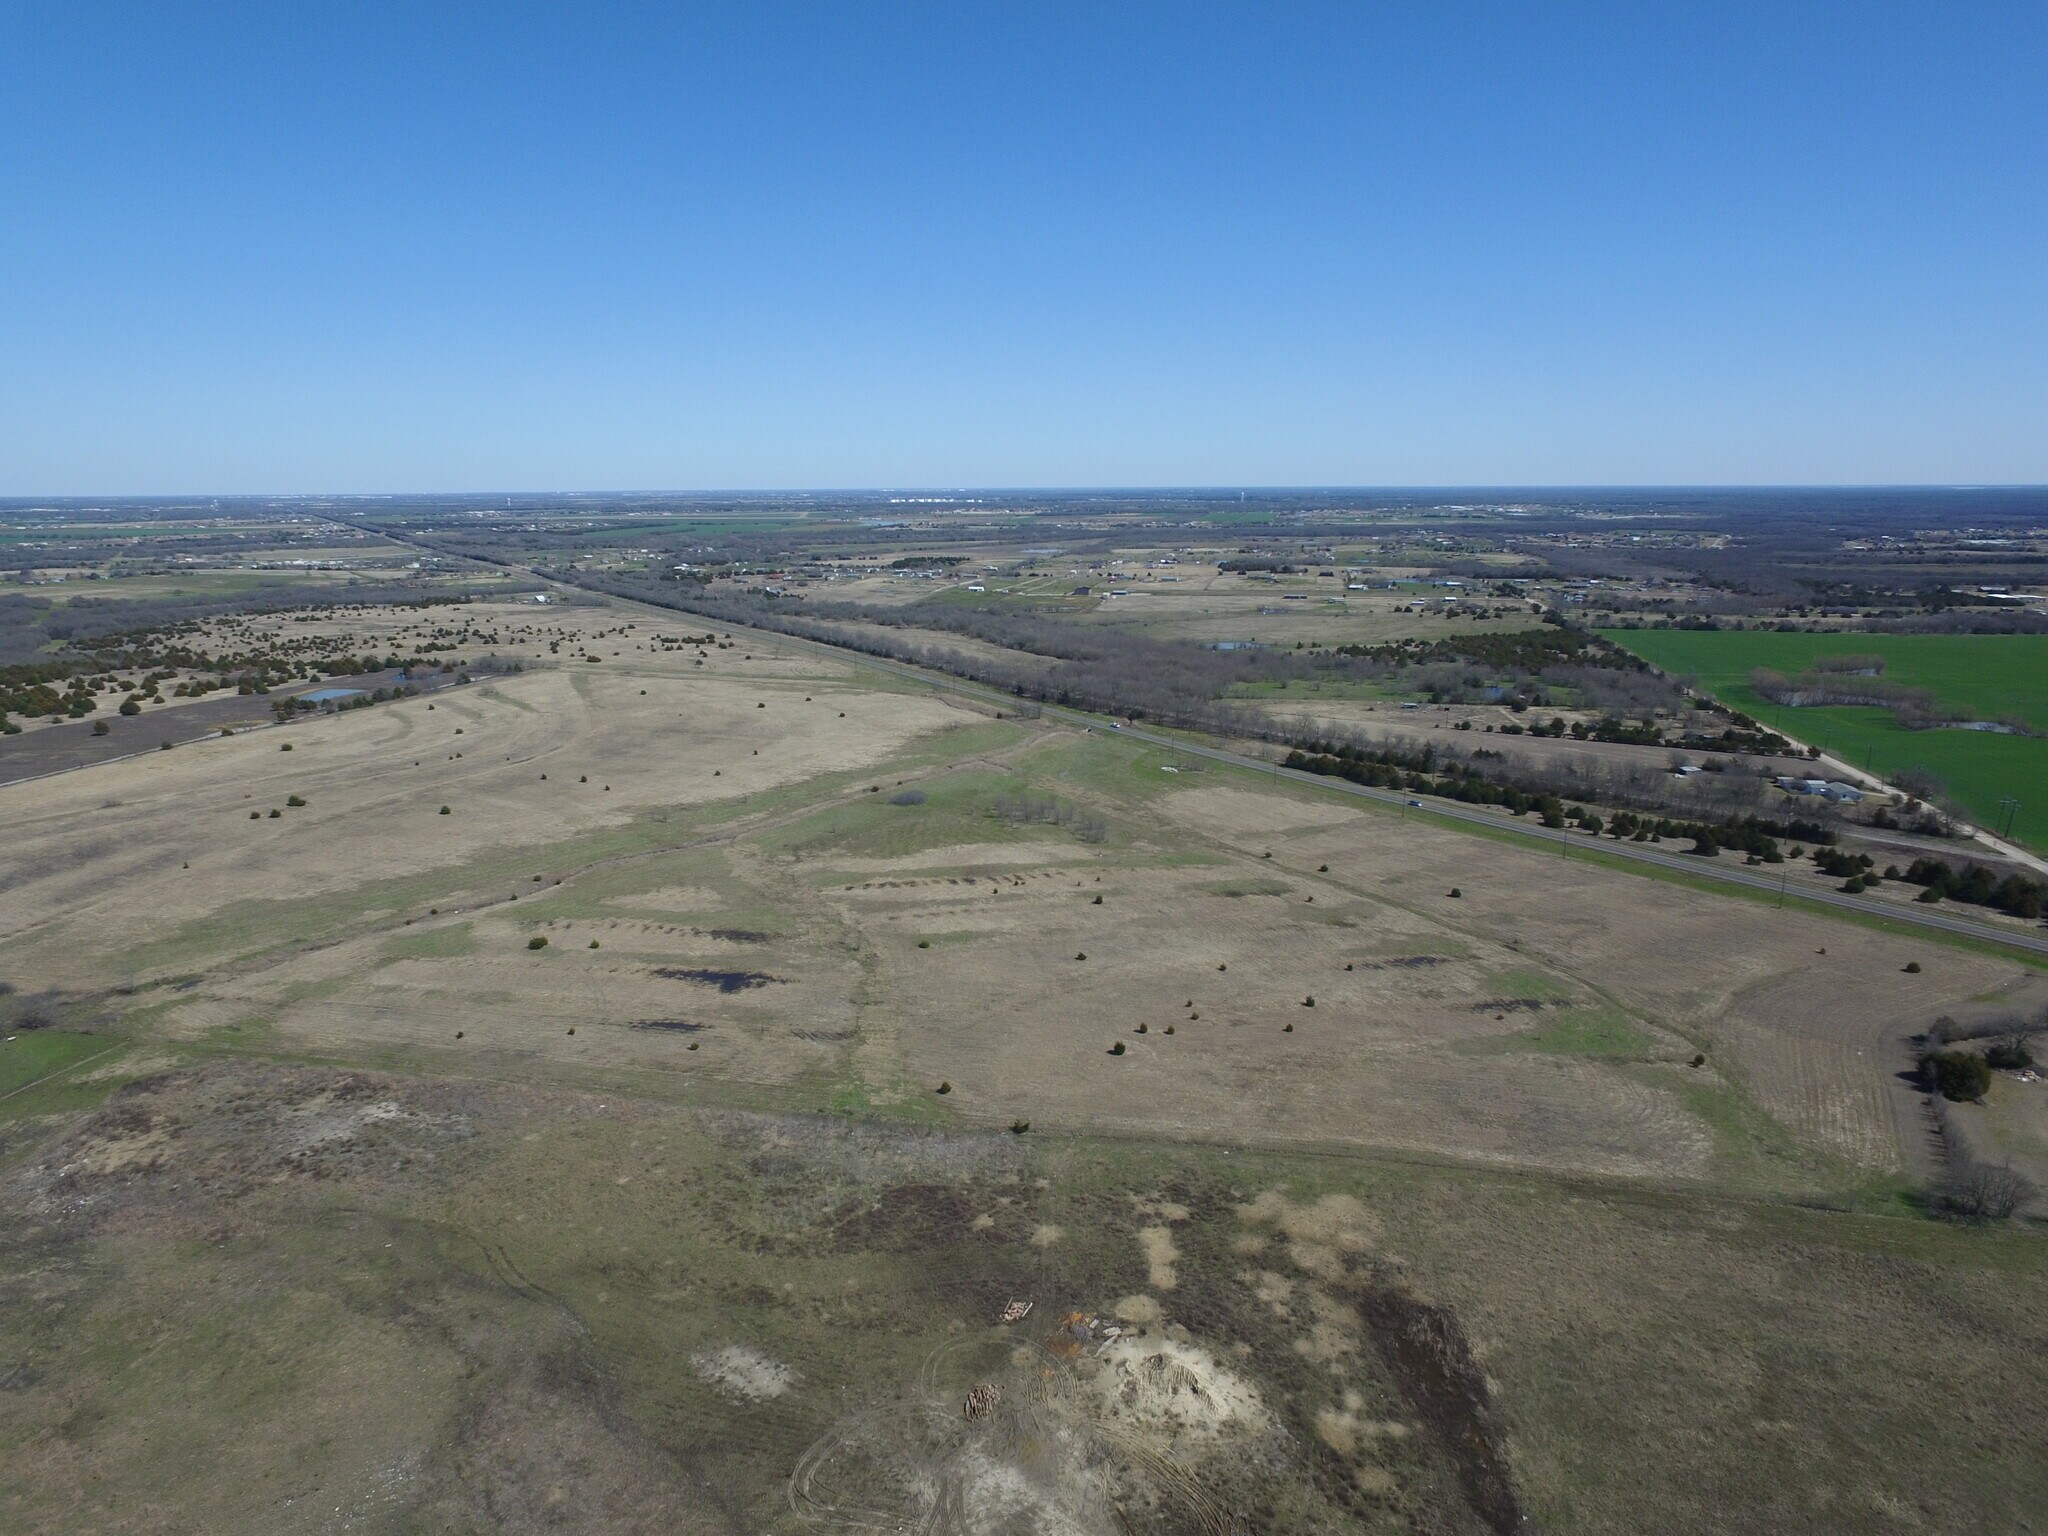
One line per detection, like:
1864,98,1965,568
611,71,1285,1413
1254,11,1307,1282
1087,1334,1268,1443
794,1327,1280,1536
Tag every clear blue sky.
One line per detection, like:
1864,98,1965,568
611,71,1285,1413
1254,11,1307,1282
3,2,2043,492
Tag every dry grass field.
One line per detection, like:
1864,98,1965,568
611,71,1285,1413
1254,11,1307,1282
1068,567,1540,648
801,554,1539,649
3,594,2046,1535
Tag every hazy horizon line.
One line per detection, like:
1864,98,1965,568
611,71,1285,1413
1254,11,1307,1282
6,482,2048,503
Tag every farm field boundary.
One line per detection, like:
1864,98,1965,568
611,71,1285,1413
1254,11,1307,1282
1601,630,2048,852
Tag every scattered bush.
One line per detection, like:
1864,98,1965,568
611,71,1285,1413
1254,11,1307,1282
588,940,600,949
1447,887,1462,898
1985,1040,2034,1071
439,805,451,814
1108,1041,1125,1055
1009,1119,1030,1134
888,789,927,806
1902,960,1921,974
936,1081,951,1094
1921,1049,1991,1102
286,794,306,807
5,991,59,1030
1981,1013,2044,1069
91,720,110,736
917,939,931,949
527,936,548,950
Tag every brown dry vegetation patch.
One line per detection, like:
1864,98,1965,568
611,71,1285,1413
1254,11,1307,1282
0,642,960,991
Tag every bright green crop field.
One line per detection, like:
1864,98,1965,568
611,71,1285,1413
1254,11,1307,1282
1601,630,2048,852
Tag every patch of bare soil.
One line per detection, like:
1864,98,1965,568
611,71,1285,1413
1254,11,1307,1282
13,1064,477,1217
1137,1225,1181,1289
690,1343,799,1401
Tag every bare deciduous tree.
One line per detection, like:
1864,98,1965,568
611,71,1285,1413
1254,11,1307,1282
1942,1159,2034,1221
1930,1093,2036,1221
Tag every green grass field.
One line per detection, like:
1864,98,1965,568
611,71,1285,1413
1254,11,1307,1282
1603,630,2048,851
0,1030,126,1123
